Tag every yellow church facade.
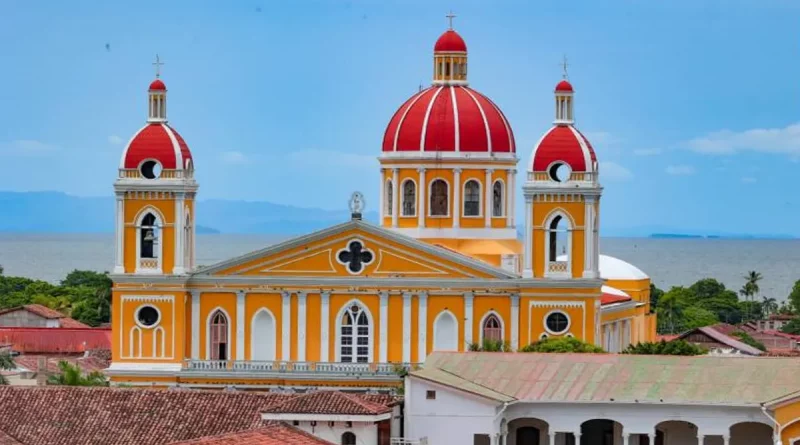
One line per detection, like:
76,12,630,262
107,25,656,389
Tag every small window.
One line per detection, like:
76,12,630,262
426,390,436,400
136,305,160,327
429,179,449,216
474,434,491,445
342,432,356,445
293,420,299,426
464,180,480,216
545,311,570,334
385,181,393,216
140,160,162,179
482,314,502,342
492,181,504,217
402,180,416,216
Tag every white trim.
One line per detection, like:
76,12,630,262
260,413,392,423
161,124,185,173
120,295,175,360
400,177,418,217
452,168,461,228
527,300,586,345
250,307,277,361
391,169,399,227
392,89,429,152
478,310,505,344
378,152,518,161
114,196,124,273
106,362,182,372
173,196,185,274
297,291,307,362
528,126,558,172
463,292,474,349
334,298,375,363
432,310,459,352
152,326,166,358
462,178,482,218
461,87,493,153
543,209,574,278
320,291,330,362
484,169,493,228
282,291,291,361
419,87,444,151
206,306,232,360
492,178,506,218
118,124,149,169
236,290,245,360
567,125,595,174
450,86,460,152
510,294,520,350
190,291,200,359
129,326,142,358
133,304,162,329
417,168,426,227
379,291,388,363
543,309,572,336
483,92,516,153
388,226,518,240
427,178,451,217
403,292,412,362
379,169,385,222
417,292,428,362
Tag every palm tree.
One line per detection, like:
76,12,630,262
0,352,15,385
762,297,779,316
657,292,683,334
741,271,764,322
47,361,107,386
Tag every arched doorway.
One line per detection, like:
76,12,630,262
516,427,539,445
654,421,697,445
580,419,622,445
508,419,548,445
730,422,772,445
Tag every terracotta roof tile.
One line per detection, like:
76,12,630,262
0,328,111,353
0,386,295,445
0,429,21,445
168,423,334,445
263,391,392,415
56,318,90,328
20,305,65,319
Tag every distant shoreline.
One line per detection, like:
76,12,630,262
650,233,797,240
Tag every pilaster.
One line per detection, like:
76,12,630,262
379,168,385,222
114,195,125,274
506,169,515,228
173,194,185,274
523,196,533,277
417,168,426,227
453,168,462,228
402,292,412,363
379,291,389,363
235,290,245,360
464,291,474,348
320,291,330,362
417,292,428,362
392,168,399,228
484,169,493,227
281,291,291,361
297,291,307,362
190,290,200,359
510,294,520,351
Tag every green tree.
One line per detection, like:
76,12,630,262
761,297,779,316
697,289,741,324
739,271,763,322
622,340,705,356
781,318,800,335
61,270,112,290
744,271,763,296
467,339,511,352
738,300,764,323
689,278,727,303
46,361,107,387
656,287,693,334
519,337,604,353
681,306,718,330
0,352,14,385
0,264,4,275
730,331,767,352
649,284,664,313
789,280,800,314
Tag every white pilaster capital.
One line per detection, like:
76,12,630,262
507,168,517,174
453,168,462,174
190,290,202,299
403,292,413,301
281,290,291,300
510,293,520,307
321,290,331,300
297,290,307,303
417,167,426,173
380,168,385,173
463,291,474,304
418,291,428,302
236,289,246,299
485,168,494,175
379,290,389,303
392,168,399,173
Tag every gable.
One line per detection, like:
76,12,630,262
196,220,514,280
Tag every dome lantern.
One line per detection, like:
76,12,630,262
433,12,468,86
148,54,167,123
554,56,574,125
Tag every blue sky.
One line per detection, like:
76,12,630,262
1,0,800,235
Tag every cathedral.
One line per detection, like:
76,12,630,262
107,23,656,388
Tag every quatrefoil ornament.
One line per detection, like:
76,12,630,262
336,239,374,274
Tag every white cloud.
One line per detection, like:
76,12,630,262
220,151,247,164
0,140,59,156
108,135,124,145
633,148,662,156
665,165,695,176
687,122,800,156
741,176,757,184
599,161,633,181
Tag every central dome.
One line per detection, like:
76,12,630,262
382,85,515,153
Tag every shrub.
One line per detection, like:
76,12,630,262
519,337,605,353
622,340,706,356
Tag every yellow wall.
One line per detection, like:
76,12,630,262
532,198,587,278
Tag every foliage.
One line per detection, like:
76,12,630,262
0,352,14,385
781,318,800,335
519,337,604,353
46,361,108,387
762,297,779,316
0,269,112,326
468,339,511,352
649,284,664,313
681,306,719,331
622,340,706,356
730,331,767,352
789,280,800,314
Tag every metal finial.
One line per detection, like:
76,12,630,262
152,54,165,78
560,54,569,79
446,11,456,29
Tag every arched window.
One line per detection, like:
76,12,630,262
209,310,229,360
139,213,159,259
433,311,458,351
341,432,356,445
547,214,570,261
340,303,370,363
385,180,393,216
492,180,504,217
251,309,276,361
429,179,449,216
482,314,502,343
401,180,416,216
464,180,480,216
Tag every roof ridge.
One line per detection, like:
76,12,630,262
434,366,515,399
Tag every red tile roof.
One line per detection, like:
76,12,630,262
0,429,21,445
0,328,110,354
262,391,392,416
600,293,632,306
0,305,89,328
168,423,334,445
13,354,109,374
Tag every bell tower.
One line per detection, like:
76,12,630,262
113,56,197,275
523,76,601,279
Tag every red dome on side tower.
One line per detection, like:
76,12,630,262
149,79,166,91
434,30,467,52
555,80,573,92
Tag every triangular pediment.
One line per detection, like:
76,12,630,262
195,220,514,280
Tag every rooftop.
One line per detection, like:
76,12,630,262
167,423,333,445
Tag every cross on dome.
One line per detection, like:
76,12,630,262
152,54,164,78
560,54,569,79
446,11,456,29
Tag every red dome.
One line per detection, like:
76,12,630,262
434,30,467,52
530,125,596,172
120,123,192,170
555,80,573,92
149,79,166,91
382,86,515,153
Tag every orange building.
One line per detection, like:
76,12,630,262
107,24,655,389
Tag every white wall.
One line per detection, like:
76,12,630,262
295,420,376,445
406,376,499,445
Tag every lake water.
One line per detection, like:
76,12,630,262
1,233,798,300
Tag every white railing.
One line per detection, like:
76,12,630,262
139,258,159,269
118,169,194,179
391,438,428,445
184,360,418,376
547,261,568,273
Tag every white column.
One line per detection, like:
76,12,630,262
281,291,291,361
191,290,200,359
484,169,493,227
379,168,385,223
320,291,330,362
417,167,426,227
583,196,597,278
402,292,412,363
236,290,246,360
379,291,389,363
722,435,730,445
173,194,185,274
506,169,515,228
464,292,474,349
648,433,657,445
453,168,462,228
523,196,534,277
417,292,428,362
114,195,125,274
697,434,704,445
510,294,520,351
392,168,399,228
297,291,307,362
622,433,630,445
548,432,557,445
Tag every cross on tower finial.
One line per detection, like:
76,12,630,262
152,54,164,79
560,54,569,79
446,10,456,29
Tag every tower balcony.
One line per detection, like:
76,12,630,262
183,360,419,380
